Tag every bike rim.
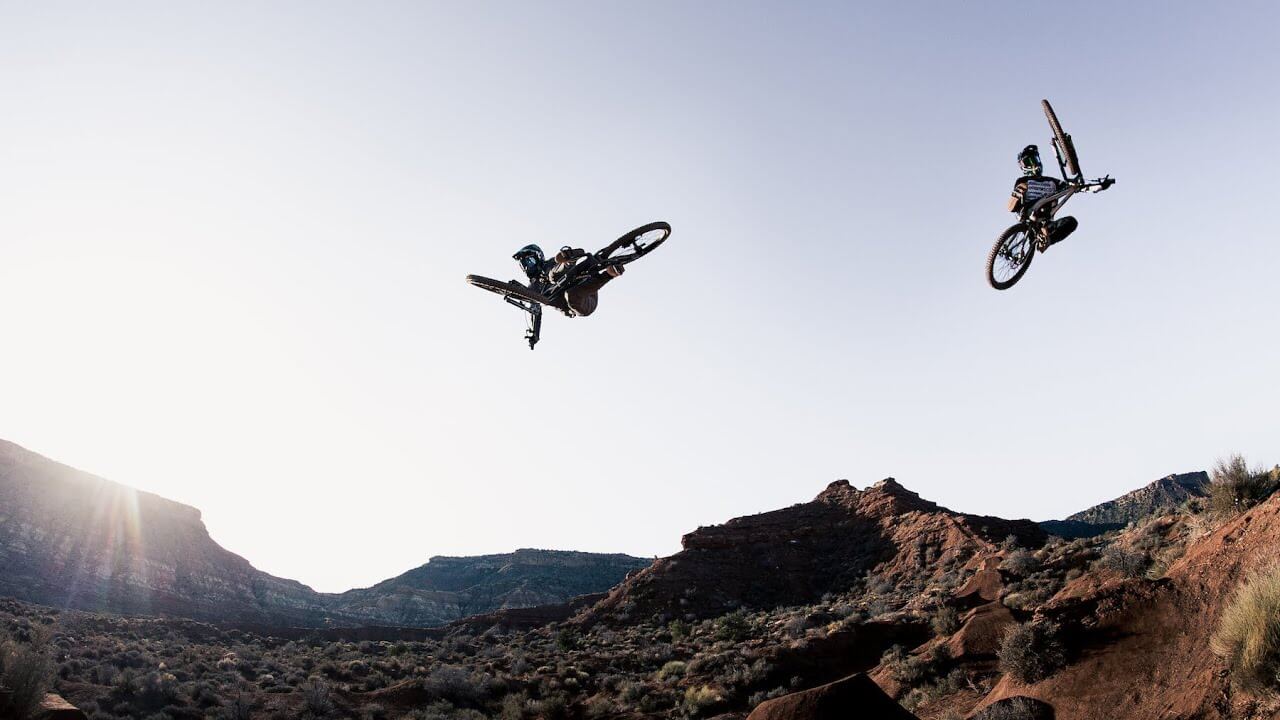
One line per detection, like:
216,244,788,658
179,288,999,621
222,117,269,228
611,226,668,261
992,230,1032,284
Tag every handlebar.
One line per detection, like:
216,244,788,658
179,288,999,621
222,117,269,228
1078,175,1115,192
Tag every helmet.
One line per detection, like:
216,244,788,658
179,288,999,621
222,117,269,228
512,244,544,262
1018,145,1042,176
513,244,545,278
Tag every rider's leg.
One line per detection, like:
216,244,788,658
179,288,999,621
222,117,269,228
1048,216,1078,246
563,266,622,316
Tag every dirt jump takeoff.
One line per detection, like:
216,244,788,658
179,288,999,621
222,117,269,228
986,100,1115,290
466,221,671,349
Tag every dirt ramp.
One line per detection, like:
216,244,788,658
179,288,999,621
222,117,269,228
948,602,1016,660
747,672,918,720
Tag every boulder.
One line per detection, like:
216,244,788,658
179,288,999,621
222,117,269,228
37,693,88,720
747,672,917,720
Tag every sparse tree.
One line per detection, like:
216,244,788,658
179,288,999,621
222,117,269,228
1209,454,1277,516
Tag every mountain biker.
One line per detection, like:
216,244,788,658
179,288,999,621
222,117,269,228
1007,145,1077,249
512,244,624,317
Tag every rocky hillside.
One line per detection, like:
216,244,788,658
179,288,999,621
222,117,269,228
967,483,1280,719
579,477,1046,625
0,439,646,627
1040,471,1209,537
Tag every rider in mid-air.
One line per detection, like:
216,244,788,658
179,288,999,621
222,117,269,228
511,244,624,317
1008,144,1077,249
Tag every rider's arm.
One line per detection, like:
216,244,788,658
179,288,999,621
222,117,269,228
1007,180,1026,213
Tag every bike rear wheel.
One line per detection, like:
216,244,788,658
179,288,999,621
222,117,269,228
598,221,671,266
1042,99,1081,179
465,275,552,306
986,223,1035,290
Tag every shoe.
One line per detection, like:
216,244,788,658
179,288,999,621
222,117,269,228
555,248,586,264
604,264,624,278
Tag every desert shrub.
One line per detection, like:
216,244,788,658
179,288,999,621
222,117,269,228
422,664,493,704
1099,545,1147,578
300,678,334,718
931,606,962,637
900,667,966,711
1001,550,1039,576
880,644,950,687
998,621,1066,683
782,615,809,639
973,695,1054,720
657,660,686,681
931,602,962,635
554,628,580,652
682,685,722,716
746,686,787,705
711,610,751,643
1211,563,1280,695
0,634,55,720
1209,455,1276,516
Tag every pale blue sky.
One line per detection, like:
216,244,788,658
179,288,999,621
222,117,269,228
1,2,1277,592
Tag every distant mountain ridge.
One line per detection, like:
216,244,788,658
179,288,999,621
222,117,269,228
328,549,649,626
0,439,646,627
1040,471,1210,538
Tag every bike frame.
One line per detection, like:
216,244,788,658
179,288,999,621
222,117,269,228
1024,177,1113,229
505,253,608,349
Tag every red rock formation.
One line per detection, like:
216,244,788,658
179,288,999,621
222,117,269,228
581,478,1044,624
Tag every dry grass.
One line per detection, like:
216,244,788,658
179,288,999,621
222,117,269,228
1211,563,1280,695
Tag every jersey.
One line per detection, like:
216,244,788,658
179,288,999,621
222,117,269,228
1009,175,1065,214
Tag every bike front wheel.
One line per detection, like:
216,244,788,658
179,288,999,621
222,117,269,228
598,221,671,266
1042,99,1082,179
986,224,1035,290
465,275,552,306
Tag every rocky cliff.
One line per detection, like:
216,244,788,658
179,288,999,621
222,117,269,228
0,440,646,627
0,439,333,625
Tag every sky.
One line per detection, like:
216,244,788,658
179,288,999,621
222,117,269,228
1,2,1278,593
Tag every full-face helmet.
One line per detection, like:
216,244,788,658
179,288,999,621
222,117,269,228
1018,145,1043,176
513,244,545,278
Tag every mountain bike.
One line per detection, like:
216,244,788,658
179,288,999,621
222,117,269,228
986,100,1115,290
466,221,671,349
